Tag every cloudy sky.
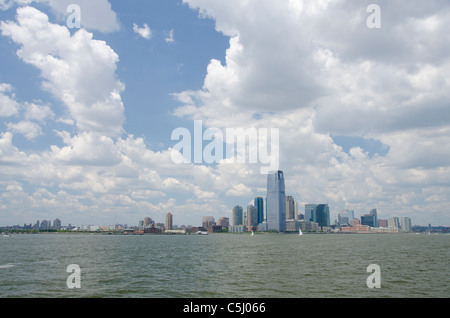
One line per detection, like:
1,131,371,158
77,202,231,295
0,0,449,227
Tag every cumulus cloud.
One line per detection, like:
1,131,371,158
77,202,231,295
0,0,120,32
133,23,152,40
0,6,125,137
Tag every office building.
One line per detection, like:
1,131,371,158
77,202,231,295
232,206,243,226
305,204,318,223
388,217,400,229
400,217,412,232
266,170,286,232
286,196,295,220
316,204,330,229
247,205,258,227
369,209,378,227
338,209,354,226
361,214,376,227
166,212,173,231
202,216,215,229
254,197,264,225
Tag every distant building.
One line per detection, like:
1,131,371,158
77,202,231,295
316,204,330,229
166,212,173,231
338,209,354,226
53,218,61,230
305,204,318,223
400,217,412,232
232,206,243,226
144,217,152,227
254,197,264,224
202,216,215,229
285,196,295,220
217,217,230,227
266,170,286,232
388,217,400,229
361,214,375,227
378,219,388,227
350,218,360,227
247,205,258,227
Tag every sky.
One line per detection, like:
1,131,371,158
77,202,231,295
0,0,449,227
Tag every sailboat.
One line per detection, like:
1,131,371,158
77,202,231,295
251,231,254,236
299,229,303,236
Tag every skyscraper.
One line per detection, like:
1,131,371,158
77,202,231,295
369,209,378,227
166,212,173,230
400,217,412,232
285,196,295,220
266,170,286,232
305,204,318,223
316,204,330,229
247,205,258,227
254,197,264,224
232,206,243,226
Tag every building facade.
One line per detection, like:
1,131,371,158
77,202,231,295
266,170,286,232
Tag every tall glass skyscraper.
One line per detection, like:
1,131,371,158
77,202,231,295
232,205,243,226
266,170,286,232
254,197,264,224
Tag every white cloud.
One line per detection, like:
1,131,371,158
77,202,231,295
0,6,125,137
165,29,175,43
6,120,42,140
133,23,152,40
0,0,120,33
0,83,19,117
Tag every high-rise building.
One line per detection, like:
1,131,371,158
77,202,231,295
166,212,173,230
53,218,61,230
202,216,215,229
266,170,286,232
285,196,295,220
338,209,354,226
388,217,400,229
144,217,152,227
361,214,375,227
369,209,378,227
232,206,243,226
217,217,230,227
400,217,412,232
247,205,258,227
305,204,318,223
316,204,330,229
254,197,264,224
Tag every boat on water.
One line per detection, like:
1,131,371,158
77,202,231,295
251,231,254,236
197,231,208,235
2,233,11,238
299,229,303,236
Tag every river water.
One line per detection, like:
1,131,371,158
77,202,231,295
0,233,448,298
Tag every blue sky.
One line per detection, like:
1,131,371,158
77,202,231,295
0,0,449,227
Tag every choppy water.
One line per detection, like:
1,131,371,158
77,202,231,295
0,233,448,298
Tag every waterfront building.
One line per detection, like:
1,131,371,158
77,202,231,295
350,218,360,227
217,217,230,227
202,216,215,229
305,204,318,223
361,214,376,227
286,196,295,220
166,212,173,231
388,217,400,229
266,170,286,232
316,204,330,229
254,197,264,225
369,209,378,227
247,205,258,227
400,217,412,232
232,206,243,226
338,209,354,226
378,219,388,227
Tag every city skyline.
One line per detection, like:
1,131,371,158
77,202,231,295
1,1,450,228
